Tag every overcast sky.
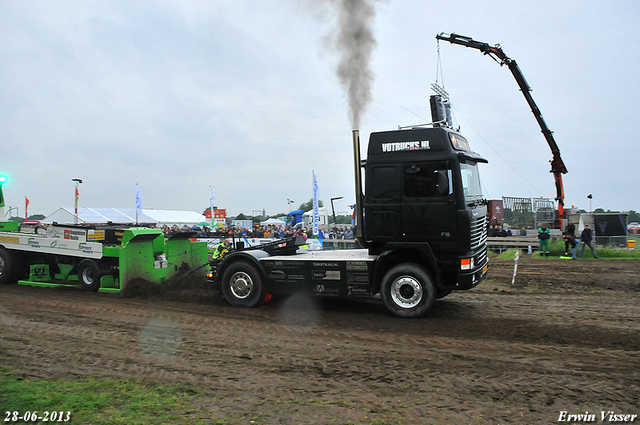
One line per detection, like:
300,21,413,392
2,0,639,219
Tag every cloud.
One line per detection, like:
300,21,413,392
1,0,639,219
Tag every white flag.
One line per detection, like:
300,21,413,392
136,184,142,221
312,171,319,236
209,186,215,227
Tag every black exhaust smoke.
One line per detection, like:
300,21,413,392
334,0,377,129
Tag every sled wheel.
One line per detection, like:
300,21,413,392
0,246,19,284
221,261,266,308
77,259,101,292
380,264,435,318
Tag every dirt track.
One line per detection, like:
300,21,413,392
1,256,639,424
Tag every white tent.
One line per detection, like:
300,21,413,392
43,207,207,227
260,218,286,226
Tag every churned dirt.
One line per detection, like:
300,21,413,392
1,255,639,424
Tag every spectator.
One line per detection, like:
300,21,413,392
294,228,307,241
538,223,550,256
284,227,294,238
563,234,580,259
579,224,598,258
564,220,576,255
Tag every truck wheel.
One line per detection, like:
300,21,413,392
0,246,19,284
380,264,435,318
77,260,101,292
221,261,266,308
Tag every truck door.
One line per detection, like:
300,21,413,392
364,165,402,239
400,161,455,241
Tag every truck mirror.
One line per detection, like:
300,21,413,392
437,171,450,195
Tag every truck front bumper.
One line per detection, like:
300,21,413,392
457,261,488,290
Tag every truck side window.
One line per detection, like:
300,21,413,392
369,166,400,200
404,163,450,198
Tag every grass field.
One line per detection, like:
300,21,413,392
496,237,640,260
0,369,208,425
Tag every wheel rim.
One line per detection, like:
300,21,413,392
230,271,253,299
390,275,423,308
0,257,5,276
81,267,95,285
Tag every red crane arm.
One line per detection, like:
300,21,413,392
436,33,567,220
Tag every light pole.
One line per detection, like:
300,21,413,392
5,206,18,219
0,176,7,221
587,193,593,215
330,196,343,226
287,198,294,211
73,178,82,224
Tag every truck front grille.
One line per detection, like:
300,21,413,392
471,214,489,268
470,214,488,250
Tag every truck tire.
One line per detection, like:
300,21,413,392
0,246,19,284
77,259,101,292
221,261,266,308
380,264,435,318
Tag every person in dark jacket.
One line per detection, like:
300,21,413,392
563,234,580,259
564,220,576,255
579,224,598,258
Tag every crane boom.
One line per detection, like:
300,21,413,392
436,33,567,225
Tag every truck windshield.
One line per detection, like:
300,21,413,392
460,163,484,203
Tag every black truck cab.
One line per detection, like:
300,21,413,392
362,127,488,292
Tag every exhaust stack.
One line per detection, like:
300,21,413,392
352,130,366,247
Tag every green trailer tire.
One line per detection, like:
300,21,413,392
0,246,19,284
77,259,101,292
